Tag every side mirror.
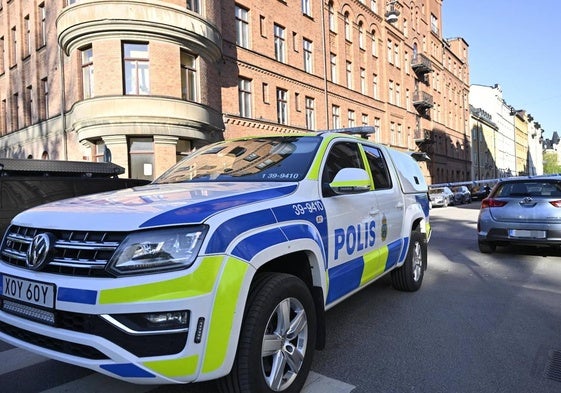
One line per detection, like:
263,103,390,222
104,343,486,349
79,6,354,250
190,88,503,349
329,168,371,194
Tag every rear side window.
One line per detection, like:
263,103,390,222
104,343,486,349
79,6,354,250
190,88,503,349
363,145,391,190
495,181,561,197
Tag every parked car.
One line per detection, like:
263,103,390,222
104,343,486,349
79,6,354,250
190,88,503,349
451,185,471,204
429,186,455,207
471,184,492,201
477,176,561,253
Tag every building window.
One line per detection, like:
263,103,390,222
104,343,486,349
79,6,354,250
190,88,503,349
262,82,269,104
186,0,200,13
361,113,368,126
332,105,340,128
181,50,197,101
358,22,364,49
11,93,18,131
0,36,4,74
328,1,335,32
259,15,266,37
344,12,351,41
348,110,355,127
39,77,48,120
1,99,6,136
431,13,439,34
24,85,32,126
276,88,288,125
81,46,94,99
10,26,16,66
387,39,393,64
24,15,31,57
372,73,378,100
94,140,106,162
274,24,286,62
370,0,377,13
305,97,315,130
405,88,410,111
238,77,252,118
346,61,352,89
123,42,149,95
302,0,311,16
235,5,249,48
388,80,394,105
396,83,401,107
303,38,313,73
394,43,400,67
360,67,366,95
330,53,337,83
129,137,154,181
38,3,46,47
371,30,377,56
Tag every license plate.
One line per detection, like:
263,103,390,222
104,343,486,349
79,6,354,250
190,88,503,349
2,275,55,308
508,229,546,239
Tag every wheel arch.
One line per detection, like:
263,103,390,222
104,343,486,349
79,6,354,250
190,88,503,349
253,248,327,350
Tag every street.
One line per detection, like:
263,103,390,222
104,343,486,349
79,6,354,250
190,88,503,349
1,203,561,392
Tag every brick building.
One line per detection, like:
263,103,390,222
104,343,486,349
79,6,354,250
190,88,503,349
0,0,470,183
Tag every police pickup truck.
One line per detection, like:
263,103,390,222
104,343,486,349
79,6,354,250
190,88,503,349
0,128,430,393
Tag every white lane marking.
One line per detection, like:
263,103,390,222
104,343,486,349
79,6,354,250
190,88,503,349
40,373,154,393
0,347,48,374
303,371,356,393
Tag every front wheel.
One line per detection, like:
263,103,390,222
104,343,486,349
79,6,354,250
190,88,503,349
218,273,317,393
391,230,427,292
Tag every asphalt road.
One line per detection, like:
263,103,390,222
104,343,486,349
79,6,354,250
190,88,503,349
1,203,561,393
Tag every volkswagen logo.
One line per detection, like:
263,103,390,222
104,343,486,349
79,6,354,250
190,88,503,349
26,233,55,271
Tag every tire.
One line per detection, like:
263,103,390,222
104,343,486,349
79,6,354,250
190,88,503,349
391,230,426,292
218,273,317,393
478,240,496,254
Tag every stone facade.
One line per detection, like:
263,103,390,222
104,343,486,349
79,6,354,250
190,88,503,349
0,0,470,183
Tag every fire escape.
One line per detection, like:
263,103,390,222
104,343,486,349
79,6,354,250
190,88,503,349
411,53,434,150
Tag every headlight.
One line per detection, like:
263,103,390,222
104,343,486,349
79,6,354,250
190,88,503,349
107,226,207,275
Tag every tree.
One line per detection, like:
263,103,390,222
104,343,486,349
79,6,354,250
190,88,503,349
543,151,561,174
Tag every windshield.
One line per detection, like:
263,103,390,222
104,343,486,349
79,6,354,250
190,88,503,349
429,188,445,194
154,136,322,184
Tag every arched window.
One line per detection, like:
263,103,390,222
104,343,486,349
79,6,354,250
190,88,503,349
344,12,351,41
358,21,364,49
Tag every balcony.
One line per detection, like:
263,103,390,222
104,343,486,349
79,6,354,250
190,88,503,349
414,129,434,145
68,96,224,143
413,91,434,109
411,53,434,75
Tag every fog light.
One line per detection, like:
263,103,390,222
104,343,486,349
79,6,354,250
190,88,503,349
144,311,188,327
103,310,190,334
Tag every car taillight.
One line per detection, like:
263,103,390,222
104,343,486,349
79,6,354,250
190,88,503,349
481,198,507,209
549,200,561,208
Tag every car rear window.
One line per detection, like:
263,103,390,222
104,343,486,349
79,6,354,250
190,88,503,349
495,181,561,198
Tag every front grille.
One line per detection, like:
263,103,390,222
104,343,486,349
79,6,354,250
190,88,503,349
1,225,127,277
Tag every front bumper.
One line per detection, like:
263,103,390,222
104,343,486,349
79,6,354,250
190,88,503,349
0,255,249,384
